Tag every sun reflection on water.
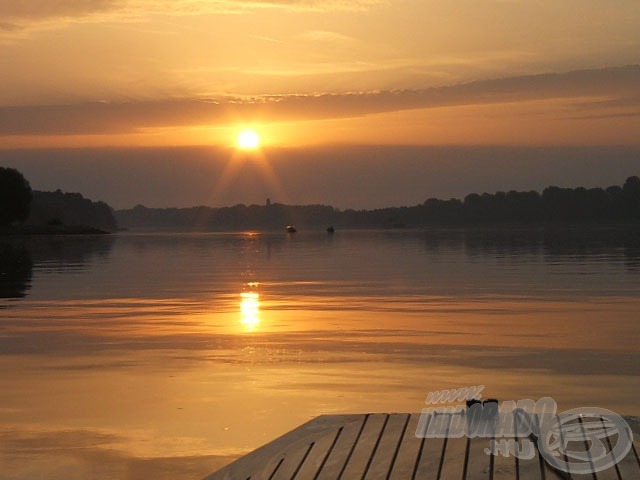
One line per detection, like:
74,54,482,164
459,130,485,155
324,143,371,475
240,287,260,331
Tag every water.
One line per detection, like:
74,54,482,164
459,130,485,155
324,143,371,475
1,228,639,479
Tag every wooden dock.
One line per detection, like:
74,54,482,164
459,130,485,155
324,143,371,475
205,413,640,480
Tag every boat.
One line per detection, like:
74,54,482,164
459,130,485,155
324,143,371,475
286,225,297,233
326,226,335,233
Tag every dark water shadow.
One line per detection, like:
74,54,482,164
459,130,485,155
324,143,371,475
25,235,115,273
0,236,115,305
0,242,33,305
420,225,640,270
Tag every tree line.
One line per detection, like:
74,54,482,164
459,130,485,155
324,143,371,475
3,165,639,231
116,176,640,230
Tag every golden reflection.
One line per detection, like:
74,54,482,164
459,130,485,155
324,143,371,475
240,291,260,331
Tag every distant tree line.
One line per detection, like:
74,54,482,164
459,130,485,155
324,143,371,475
460,177,640,223
117,203,339,230
116,176,640,231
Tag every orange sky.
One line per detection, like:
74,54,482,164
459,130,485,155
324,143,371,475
1,0,639,149
1,1,640,209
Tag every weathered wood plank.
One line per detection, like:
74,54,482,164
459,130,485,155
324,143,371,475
532,414,572,480
315,415,368,480
339,414,389,479
614,426,640,480
206,414,358,480
289,424,344,480
439,436,468,480
364,413,411,480
492,411,518,480
414,411,451,479
438,411,468,480
388,413,424,480
514,437,544,480
466,437,491,480
266,439,315,480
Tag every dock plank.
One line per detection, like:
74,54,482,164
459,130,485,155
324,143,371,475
617,447,640,480
265,439,315,480
315,415,368,480
466,437,491,480
339,413,389,479
439,436,468,480
364,413,411,480
515,437,544,480
492,411,518,480
529,413,569,480
413,411,451,479
205,413,639,480
388,413,423,480
438,409,468,480
612,426,640,480
206,415,356,480
288,424,344,479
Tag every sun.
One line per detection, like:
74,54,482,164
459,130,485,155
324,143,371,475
237,130,260,150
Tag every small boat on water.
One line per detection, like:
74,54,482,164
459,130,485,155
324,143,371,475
326,226,335,233
286,225,297,233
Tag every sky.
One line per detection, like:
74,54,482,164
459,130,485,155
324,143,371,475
1,0,639,208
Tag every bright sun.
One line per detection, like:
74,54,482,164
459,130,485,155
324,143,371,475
237,130,260,150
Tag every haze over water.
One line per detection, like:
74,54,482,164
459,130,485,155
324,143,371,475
1,228,639,479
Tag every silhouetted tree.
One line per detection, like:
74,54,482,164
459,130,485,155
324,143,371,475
27,190,117,231
622,176,640,219
623,176,640,196
0,167,32,226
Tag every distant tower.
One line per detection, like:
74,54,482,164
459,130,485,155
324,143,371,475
266,198,271,207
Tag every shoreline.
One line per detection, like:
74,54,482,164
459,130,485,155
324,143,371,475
0,225,111,236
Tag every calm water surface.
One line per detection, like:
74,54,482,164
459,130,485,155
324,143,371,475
1,228,639,479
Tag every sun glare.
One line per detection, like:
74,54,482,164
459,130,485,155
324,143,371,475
237,130,260,150
240,292,260,330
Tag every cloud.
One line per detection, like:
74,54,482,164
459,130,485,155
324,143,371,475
0,0,383,30
297,29,359,43
0,21,21,31
0,0,121,20
0,65,638,136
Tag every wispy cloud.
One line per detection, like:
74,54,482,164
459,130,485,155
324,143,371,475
0,0,384,33
0,0,121,32
247,34,286,44
0,0,121,21
0,66,638,135
297,29,359,43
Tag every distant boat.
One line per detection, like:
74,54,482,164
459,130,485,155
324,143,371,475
326,226,335,233
286,225,297,233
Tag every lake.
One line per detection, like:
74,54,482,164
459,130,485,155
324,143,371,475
1,227,639,479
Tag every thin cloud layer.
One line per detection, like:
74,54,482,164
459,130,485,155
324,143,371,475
0,0,121,21
0,0,383,31
0,66,638,135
